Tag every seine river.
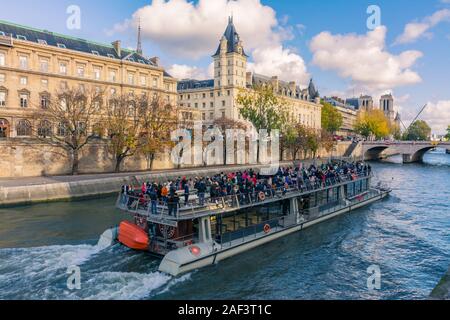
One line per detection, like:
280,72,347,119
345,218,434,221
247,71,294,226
0,150,449,300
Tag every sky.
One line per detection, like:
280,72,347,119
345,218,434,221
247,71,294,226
1,0,449,134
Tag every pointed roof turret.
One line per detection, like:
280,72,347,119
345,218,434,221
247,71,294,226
136,18,143,55
308,79,319,101
213,17,248,57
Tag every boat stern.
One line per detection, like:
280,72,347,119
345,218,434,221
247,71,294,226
158,242,221,276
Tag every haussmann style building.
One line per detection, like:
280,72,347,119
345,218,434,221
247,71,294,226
0,20,189,177
177,17,322,130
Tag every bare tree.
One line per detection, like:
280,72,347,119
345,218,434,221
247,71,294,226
34,87,103,175
212,116,247,165
140,95,179,170
104,94,145,173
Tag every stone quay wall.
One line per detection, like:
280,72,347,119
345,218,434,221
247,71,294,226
0,139,359,178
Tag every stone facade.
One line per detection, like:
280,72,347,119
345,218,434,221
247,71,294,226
0,21,179,140
0,20,192,177
0,139,175,178
178,18,322,130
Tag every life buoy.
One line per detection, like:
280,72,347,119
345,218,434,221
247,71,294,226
264,224,271,234
135,215,146,228
158,224,176,239
259,192,266,201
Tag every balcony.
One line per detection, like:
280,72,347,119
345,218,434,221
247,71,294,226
0,34,13,47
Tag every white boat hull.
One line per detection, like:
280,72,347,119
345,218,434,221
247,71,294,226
159,191,389,276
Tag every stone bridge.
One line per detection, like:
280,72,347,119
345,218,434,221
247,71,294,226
362,141,450,163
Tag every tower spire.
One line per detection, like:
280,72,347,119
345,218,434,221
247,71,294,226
137,18,143,55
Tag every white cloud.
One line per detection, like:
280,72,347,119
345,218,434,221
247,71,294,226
310,26,423,92
167,64,211,80
395,9,450,44
112,0,281,59
248,45,310,86
422,100,450,134
110,0,309,86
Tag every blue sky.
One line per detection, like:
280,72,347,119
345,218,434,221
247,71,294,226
1,0,449,133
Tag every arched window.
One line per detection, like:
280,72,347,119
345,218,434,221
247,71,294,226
0,118,9,138
16,119,31,137
37,120,52,137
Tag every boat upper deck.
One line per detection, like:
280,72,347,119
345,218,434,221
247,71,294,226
116,172,373,226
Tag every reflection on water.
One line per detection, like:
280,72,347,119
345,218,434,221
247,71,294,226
0,151,449,300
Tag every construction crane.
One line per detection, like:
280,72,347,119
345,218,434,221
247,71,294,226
405,104,428,132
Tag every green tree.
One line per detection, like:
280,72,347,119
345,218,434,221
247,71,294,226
444,125,450,141
321,101,343,134
237,85,289,162
306,128,321,159
280,124,298,160
403,120,431,141
237,85,289,134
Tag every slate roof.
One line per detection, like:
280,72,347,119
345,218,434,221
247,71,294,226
213,17,248,57
250,73,310,100
177,79,215,91
0,19,174,76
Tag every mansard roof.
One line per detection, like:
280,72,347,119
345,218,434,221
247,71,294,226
177,79,215,91
249,73,311,100
0,20,158,68
213,17,248,57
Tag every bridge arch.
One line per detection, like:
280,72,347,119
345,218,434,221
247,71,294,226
403,146,438,163
363,145,390,161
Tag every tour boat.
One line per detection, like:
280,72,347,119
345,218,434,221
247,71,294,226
105,166,391,276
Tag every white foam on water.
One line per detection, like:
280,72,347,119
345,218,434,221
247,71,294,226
70,271,172,300
159,273,193,295
0,244,105,299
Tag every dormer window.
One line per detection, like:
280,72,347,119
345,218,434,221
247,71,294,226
92,51,100,56
37,39,47,45
17,35,27,41
57,43,66,49
0,31,6,36
107,54,115,59
138,59,145,64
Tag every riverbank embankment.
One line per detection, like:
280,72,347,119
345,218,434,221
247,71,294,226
0,160,335,207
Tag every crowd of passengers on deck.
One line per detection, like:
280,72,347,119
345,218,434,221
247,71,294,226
120,160,372,216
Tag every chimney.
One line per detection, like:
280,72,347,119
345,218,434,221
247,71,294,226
289,81,296,92
246,72,253,87
112,40,121,57
149,56,160,66
271,76,279,92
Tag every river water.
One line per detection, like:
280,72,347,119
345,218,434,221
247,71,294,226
0,150,449,300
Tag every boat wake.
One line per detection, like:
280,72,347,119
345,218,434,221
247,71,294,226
0,241,188,300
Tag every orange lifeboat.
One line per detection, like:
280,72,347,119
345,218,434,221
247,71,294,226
118,221,149,251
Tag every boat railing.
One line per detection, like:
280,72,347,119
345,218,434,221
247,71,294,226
218,217,288,248
116,171,372,220
299,189,380,221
